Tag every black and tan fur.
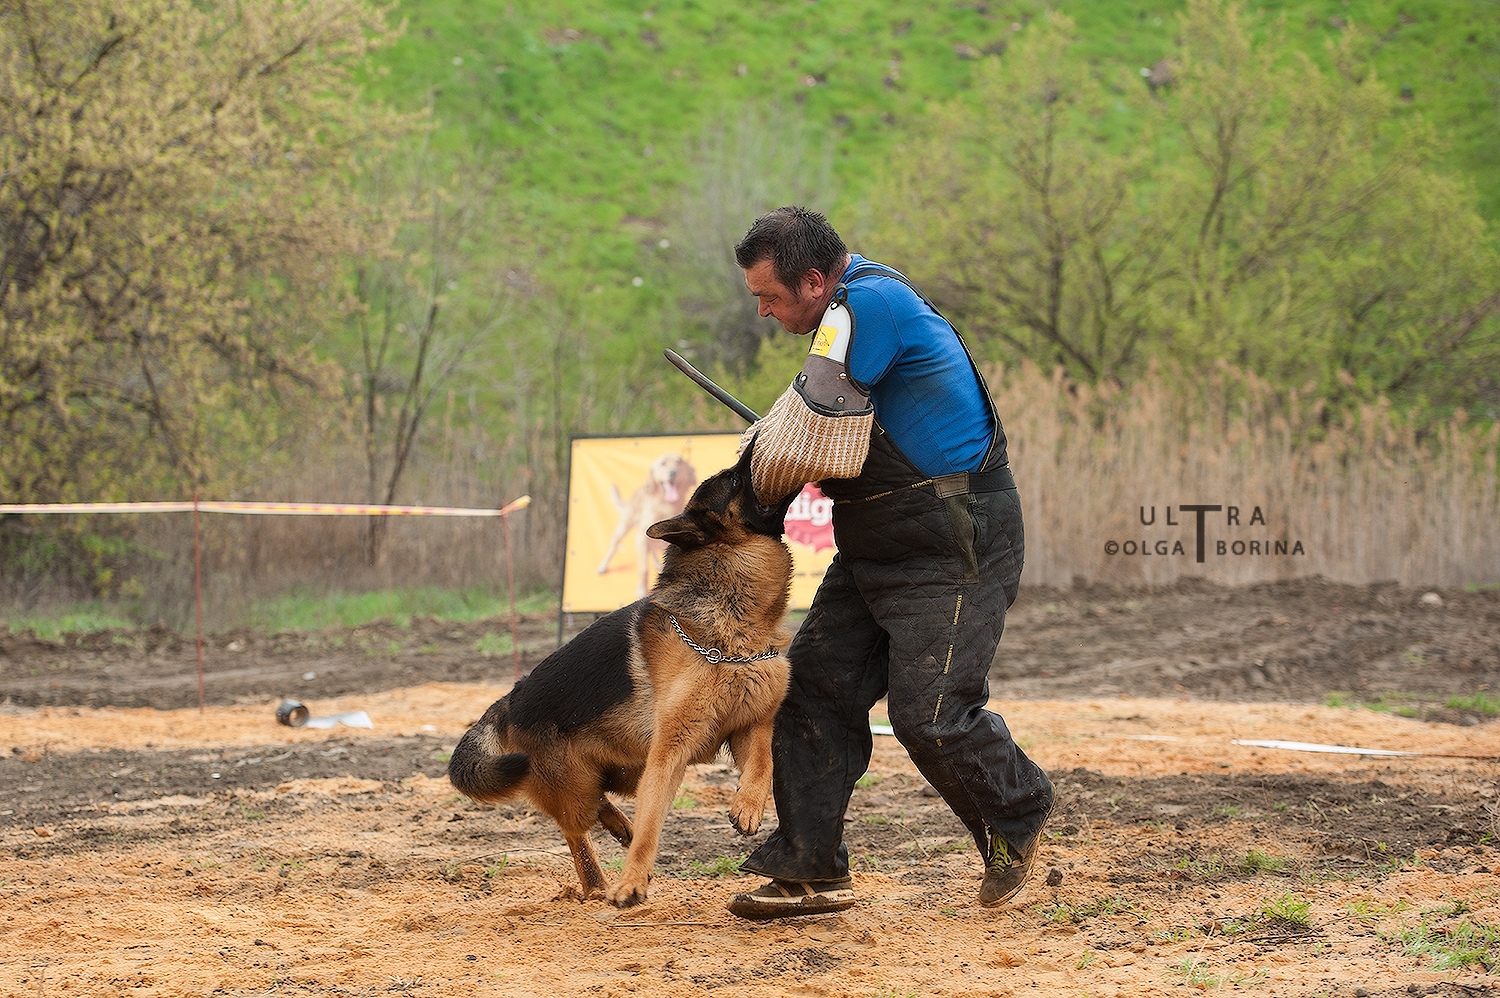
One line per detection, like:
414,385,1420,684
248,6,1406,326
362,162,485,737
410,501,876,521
448,441,795,907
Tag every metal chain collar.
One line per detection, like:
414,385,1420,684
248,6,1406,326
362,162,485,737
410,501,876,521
667,613,781,665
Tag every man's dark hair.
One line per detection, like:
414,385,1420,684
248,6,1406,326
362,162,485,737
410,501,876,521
733,206,847,293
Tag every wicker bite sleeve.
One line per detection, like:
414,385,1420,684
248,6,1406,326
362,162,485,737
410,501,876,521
750,382,874,504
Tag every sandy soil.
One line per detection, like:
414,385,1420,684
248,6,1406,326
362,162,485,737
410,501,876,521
3,580,1499,997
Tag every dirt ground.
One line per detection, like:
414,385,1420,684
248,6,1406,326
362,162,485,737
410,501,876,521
3,578,1500,997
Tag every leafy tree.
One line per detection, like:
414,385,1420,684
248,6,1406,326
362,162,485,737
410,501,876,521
0,0,407,503
348,142,517,564
867,0,1500,415
666,102,834,374
1161,0,1499,413
868,12,1165,385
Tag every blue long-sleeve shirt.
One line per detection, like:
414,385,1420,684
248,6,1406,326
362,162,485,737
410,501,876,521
842,255,994,476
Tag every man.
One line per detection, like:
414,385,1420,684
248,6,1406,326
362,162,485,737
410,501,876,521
726,206,1054,919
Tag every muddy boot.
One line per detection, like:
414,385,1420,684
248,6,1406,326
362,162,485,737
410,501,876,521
728,876,856,919
979,813,1048,908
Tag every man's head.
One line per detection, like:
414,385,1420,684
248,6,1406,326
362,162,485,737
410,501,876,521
734,206,848,335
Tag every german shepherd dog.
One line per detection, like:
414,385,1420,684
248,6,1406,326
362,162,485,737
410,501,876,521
448,440,796,907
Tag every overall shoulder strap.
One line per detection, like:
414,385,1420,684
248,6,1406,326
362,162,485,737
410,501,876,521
836,261,938,311
836,261,964,333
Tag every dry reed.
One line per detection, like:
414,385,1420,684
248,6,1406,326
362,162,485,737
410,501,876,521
997,361,1500,588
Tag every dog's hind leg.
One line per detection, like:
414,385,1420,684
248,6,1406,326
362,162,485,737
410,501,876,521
549,788,614,899
561,827,609,899
597,798,633,848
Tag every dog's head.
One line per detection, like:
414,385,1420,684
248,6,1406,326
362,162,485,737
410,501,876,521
647,452,695,506
645,437,796,549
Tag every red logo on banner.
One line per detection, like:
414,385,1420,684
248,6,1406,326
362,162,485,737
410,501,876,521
783,483,835,552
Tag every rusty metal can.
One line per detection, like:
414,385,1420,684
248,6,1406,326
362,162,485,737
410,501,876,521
275,699,310,727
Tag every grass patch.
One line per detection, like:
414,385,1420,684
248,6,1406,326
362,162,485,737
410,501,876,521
1241,849,1290,874
1042,895,1134,925
1324,691,1426,718
1398,919,1499,970
369,0,1500,264
2,600,136,640
1172,851,1227,878
1346,897,1410,924
684,854,744,878
245,586,554,632
1170,956,1220,988
474,631,511,657
1260,893,1312,928
1446,692,1500,715
3,587,558,638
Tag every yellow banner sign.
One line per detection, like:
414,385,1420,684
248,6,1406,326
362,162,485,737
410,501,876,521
562,434,835,612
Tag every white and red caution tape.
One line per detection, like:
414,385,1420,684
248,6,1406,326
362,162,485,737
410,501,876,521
0,496,531,517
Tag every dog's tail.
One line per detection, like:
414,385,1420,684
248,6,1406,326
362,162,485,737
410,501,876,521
447,698,531,803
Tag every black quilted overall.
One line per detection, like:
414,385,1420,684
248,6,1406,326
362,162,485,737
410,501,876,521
742,374,1054,883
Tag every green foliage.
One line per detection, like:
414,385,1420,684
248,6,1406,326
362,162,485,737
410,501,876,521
1446,692,1500,715
1327,691,1428,716
0,518,160,604
1261,892,1313,927
1170,956,1220,987
684,854,745,878
367,0,1500,264
1043,895,1134,924
1,600,134,640
1398,918,1499,970
6,0,1497,608
1241,849,1290,874
866,0,1500,414
473,632,511,658
0,0,413,502
871,11,1165,383
3,584,553,635
1346,897,1409,923
342,140,522,563
1173,851,1227,877
242,585,553,632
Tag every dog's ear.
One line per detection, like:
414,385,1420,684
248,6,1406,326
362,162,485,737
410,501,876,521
737,432,757,470
646,513,708,548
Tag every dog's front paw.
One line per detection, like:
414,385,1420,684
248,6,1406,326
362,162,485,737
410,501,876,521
728,791,767,836
606,880,649,908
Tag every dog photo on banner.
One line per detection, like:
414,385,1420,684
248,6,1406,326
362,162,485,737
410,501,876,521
563,434,834,614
